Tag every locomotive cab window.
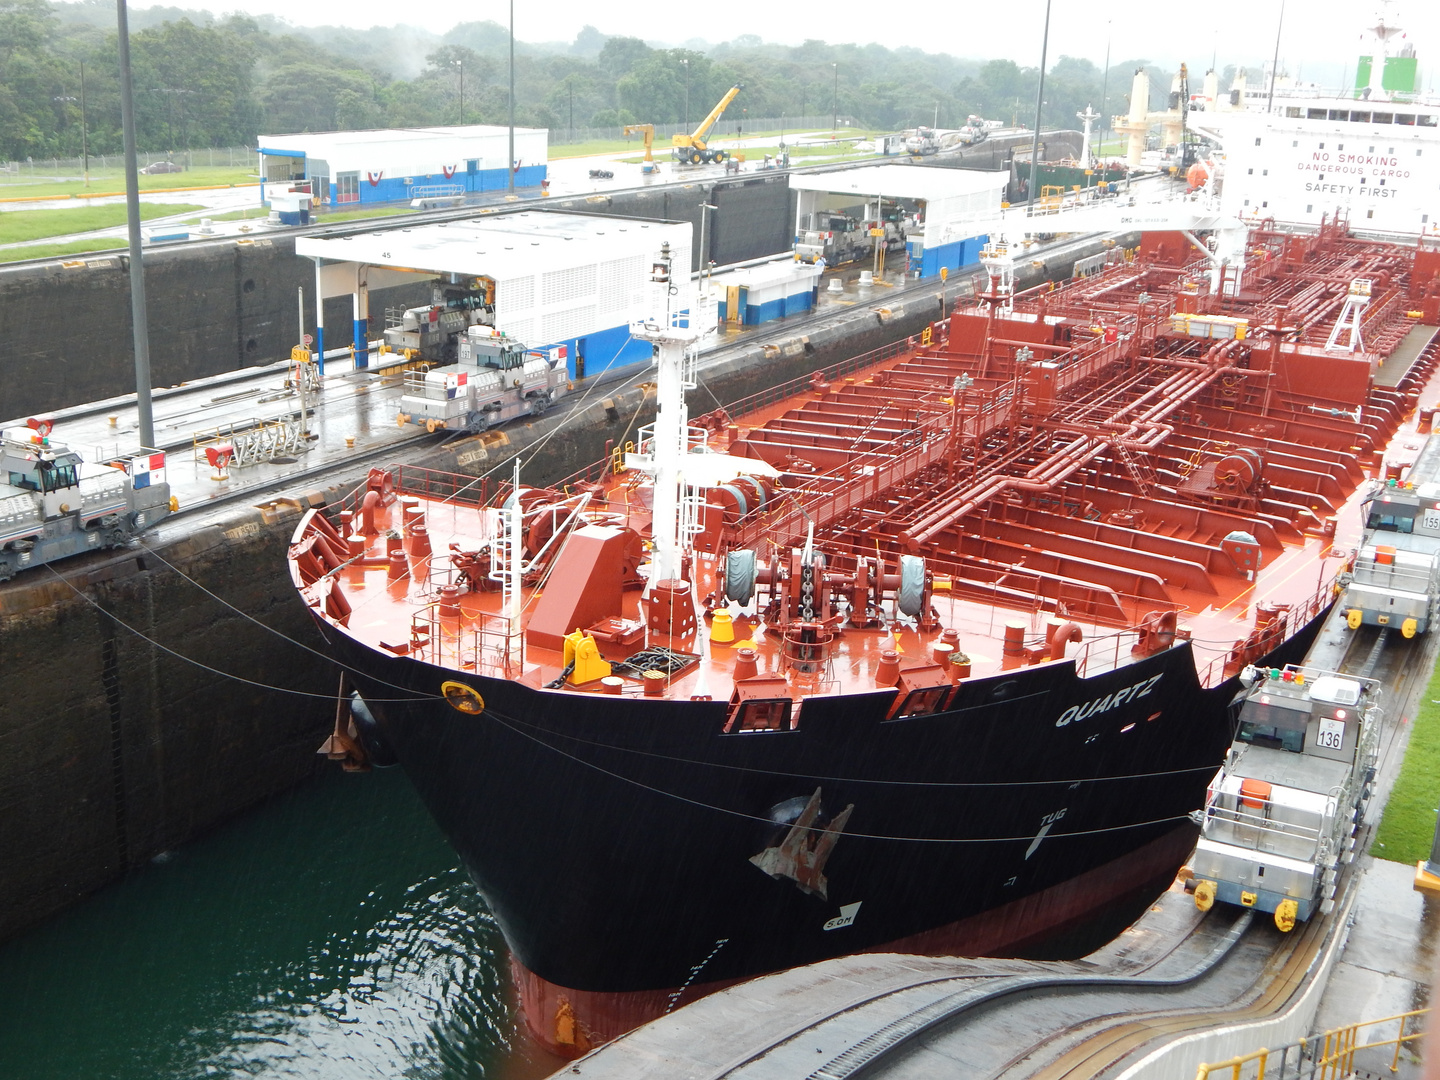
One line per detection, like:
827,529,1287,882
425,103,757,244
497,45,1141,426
1236,700,1308,753
37,462,77,492
1366,508,1415,533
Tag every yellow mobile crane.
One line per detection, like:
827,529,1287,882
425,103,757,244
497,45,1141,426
623,123,658,173
672,85,743,165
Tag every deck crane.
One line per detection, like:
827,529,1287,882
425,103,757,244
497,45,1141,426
672,85,743,165
623,123,658,173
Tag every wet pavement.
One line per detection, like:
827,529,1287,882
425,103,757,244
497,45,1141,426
1311,857,1435,1080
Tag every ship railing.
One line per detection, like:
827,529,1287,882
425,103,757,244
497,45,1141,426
389,464,495,509
630,423,714,458
723,336,921,423
1196,1008,1426,1080
408,602,518,678
735,425,955,548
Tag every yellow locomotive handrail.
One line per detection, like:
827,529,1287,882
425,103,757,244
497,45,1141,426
1195,1008,1427,1080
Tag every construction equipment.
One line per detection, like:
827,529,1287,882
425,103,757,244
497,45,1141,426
672,85,743,165
623,124,658,174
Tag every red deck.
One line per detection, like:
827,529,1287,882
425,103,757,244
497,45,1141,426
292,223,1440,711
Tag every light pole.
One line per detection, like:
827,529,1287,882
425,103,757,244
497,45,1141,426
681,57,689,129
832,63,838,130
507,0,515,192
116,0,155,450
454,59,464,125
79,60,88,186
1027,0,1053,209
1100,21,1112,155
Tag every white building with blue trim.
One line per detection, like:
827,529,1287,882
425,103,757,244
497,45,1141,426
295,211,690,381
258,125,549,207
791,164,1006,279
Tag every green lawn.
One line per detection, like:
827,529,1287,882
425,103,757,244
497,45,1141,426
314,206,417,225
1,202,205,244
0,166,258,200
0,238,126,263
1372,658,1440,864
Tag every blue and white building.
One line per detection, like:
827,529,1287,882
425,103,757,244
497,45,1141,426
295,211,691,380
258,125,549,207
790,164,1006,279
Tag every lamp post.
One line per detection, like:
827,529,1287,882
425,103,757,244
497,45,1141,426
832,63,838,130
1027,0,1053,209
508,0,515,192
454,59,464,125
116,0,155,450
1100,21,1111,155
79,60,88,186
682,57,689,129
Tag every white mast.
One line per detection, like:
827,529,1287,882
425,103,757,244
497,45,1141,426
629,242,704,590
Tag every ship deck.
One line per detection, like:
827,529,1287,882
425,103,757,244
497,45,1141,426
291,221,1440,705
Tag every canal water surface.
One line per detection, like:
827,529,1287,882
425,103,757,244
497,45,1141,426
0,767,561,1079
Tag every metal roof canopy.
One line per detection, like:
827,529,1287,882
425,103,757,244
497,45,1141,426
296,210,686,299
788,163,1005,200
259,124,545,161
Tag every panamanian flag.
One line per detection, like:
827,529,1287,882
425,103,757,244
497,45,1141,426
132,451,166,488
445,371,468,399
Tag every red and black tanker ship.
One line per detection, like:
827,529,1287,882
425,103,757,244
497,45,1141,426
289,219,1440,1056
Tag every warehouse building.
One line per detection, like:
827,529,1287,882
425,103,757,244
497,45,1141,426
258,125,549,208
791,164,1006,278
295,210,690,381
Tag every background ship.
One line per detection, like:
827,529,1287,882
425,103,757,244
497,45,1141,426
289,221,1440,1056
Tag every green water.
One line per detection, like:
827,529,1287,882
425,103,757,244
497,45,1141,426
0,768,557,1079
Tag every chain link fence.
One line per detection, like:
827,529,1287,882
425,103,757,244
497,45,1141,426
550,116,857,145
0,146,258,183
0,121,866,183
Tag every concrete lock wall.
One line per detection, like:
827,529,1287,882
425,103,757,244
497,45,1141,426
0,237,433,421
0,508,340,940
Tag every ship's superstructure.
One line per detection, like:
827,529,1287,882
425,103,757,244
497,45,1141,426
1189,3,1440,234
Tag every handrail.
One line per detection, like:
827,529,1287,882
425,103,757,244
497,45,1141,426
1196,1008,1427,1080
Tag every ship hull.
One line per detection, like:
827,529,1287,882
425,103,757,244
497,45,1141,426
315,606,1327,1052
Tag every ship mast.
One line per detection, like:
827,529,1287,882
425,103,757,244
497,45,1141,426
630,242,703,590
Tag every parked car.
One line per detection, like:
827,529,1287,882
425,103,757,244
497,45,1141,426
588,168,614,180
140,161,183,174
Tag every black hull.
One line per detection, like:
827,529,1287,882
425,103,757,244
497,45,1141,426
318,605,1327,1001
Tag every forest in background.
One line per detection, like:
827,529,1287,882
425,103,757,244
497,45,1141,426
0,0,1235,160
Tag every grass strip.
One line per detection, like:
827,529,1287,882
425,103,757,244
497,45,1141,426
1372,657,1440,863
0,203,205,244
0,168,257,199
0,239,126,263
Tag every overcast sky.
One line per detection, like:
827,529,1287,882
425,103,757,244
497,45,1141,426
133,0,1438,90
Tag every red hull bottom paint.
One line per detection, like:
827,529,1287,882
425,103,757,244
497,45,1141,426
513,823,1201,1057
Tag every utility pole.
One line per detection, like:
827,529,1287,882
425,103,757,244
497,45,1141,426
116,0,155,450
515,0,521,192
1027,0,1053,210
1099,22,1111,155
454,59,464,125
1267,0,1286,114
832,63,838,130
79,61,89,186
682,57,689,129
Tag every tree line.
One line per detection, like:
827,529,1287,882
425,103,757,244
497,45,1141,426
0,0,1190,160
